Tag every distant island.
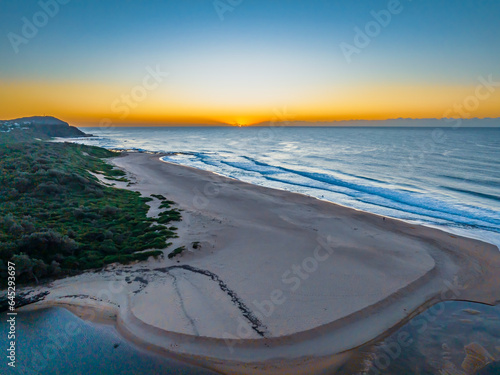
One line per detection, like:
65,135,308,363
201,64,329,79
0,116,91,138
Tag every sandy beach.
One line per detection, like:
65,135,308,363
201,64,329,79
19,152,500,375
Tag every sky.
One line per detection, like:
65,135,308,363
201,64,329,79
1,0,500,126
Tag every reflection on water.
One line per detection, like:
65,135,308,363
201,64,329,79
338,301,500,375
0,307,217,375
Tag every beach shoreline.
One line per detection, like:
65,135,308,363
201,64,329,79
18,152,500,375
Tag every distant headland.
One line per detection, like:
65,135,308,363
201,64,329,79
0,116,91,138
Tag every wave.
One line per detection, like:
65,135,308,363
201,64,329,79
72,126,500,249
162,152,500,233
441,186,500,202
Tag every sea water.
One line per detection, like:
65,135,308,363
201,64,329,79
72,125,500,249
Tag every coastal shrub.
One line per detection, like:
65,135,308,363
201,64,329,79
67,229,77,238
97,239,117,254
32,258,48,282
102,206,119,216
14,177,32,193
102,254,132,264
8,223,23,234
73,208,84,219
47,168,65,179
2,188,19,200
151,194,166,200
35,157,50,165
20,219,35,233
159,200,175,209
19,230,78,258
0,136,181,285
49,260,62,275
148,237,168,249
167,246,185,259
0,260,7,279
82,231,105,242
0,242,16,260
132,250,163,262
157,209,182,224
11,253,48,284
61,256,79,269
105,168,126,177
36,182,62,195
0,214,16,229
105,176,128,182
73,208,101,221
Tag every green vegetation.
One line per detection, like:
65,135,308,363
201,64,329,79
0,124,49,142
167,246,186,259
1,116,88,138
150,194,167,201
157,200,182,224
0,133,181,285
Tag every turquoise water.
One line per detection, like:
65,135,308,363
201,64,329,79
72,126,500,248
0,307,217,375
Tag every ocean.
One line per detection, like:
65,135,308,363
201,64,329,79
71,126,500,249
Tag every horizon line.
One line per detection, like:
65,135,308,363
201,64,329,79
75,117,500,127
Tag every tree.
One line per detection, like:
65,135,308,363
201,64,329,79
12,253,35,283
11,253,48,284
49,260,62,275
20,230,77,257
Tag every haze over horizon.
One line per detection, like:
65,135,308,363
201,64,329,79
1,0,500,127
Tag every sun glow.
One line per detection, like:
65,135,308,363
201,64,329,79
1,77,500,127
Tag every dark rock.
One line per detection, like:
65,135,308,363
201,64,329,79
0,290,50,312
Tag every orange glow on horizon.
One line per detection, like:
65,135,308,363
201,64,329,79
1,79,499,127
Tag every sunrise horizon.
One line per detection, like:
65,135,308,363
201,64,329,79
2,79,500,127
4,115,500,128
2,1,499,128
